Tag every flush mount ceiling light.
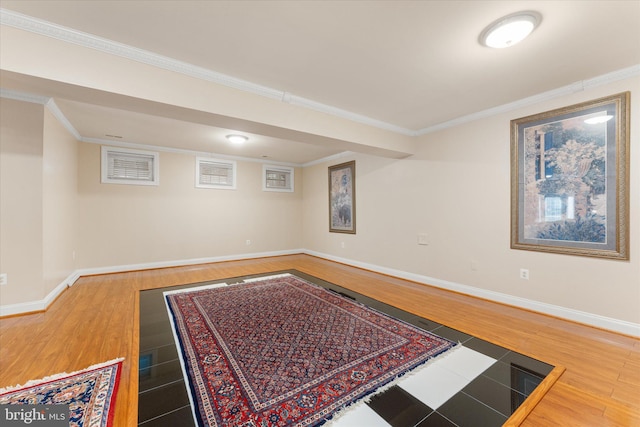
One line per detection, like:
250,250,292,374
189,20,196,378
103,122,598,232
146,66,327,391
480,11,541,48
226,134,248,144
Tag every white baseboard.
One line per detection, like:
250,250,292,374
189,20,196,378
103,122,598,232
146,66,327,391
2,249,639,337
0,249,301,317
0,273,74,317
71,249,304,279
303,250,640,337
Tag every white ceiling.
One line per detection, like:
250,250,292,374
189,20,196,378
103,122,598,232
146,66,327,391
1,1,639,164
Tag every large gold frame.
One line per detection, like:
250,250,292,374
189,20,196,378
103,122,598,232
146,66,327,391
510,92,630,260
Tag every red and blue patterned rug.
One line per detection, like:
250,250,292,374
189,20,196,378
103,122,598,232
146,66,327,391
165,274,456,427
0,358,123,427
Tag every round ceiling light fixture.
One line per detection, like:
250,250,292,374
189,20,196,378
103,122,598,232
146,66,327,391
226,134,248,144
480,11,541,48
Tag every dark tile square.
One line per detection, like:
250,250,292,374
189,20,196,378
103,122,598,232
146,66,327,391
139,344,179,367
462,374,527,417
416,411,458,427
138,381,191,423
438,393,507,427
138,405,195,426
367,385,433,427
498,351,554,376
431,326,472,343
139,328,177,351
412,317,443,332
462,338,510,360
481,361,544,398
139,359,185,392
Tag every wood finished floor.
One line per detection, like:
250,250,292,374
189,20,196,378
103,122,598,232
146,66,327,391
0,254,638,426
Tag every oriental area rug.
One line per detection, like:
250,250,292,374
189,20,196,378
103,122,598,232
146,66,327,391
165,273,456,427
0,358,123,427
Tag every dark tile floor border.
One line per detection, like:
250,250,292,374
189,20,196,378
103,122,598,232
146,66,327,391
138,269,561,427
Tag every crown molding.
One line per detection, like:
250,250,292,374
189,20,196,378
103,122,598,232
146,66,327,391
0,8,414,136
302,151,355,168
1,88,81,139
46,98,82,139
0,87,303,167
0,87,49,104
417,64,640,135
2,9,638,139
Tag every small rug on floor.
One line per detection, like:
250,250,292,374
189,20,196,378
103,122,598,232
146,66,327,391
0,358,124,427
165,273,456,427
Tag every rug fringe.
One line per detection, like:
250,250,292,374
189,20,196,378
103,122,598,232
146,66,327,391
322,343,462,426
0,357,124,394
243,273,292,282
163,282,228,296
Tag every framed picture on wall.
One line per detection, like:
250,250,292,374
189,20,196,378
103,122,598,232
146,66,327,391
510,92,630,260
329,161,356,234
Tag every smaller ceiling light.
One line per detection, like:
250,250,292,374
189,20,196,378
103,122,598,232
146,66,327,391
226,134,248,144
480,11,541,48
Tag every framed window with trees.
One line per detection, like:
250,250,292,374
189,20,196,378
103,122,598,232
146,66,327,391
510,92,630,260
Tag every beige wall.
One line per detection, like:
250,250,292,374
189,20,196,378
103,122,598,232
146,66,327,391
0,99,78,308
77,143,303,269
0,98,44,305
303,76,639,325
0,78,637,331
43,107,78,296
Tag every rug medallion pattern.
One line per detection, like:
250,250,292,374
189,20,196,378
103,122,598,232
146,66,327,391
165,274,456,426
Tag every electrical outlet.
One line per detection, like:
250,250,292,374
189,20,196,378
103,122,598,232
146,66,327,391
520,269,530,280
470,260,479,271
341,242,345,248
246,240,251,246
0,273,7,286
417,233,428,245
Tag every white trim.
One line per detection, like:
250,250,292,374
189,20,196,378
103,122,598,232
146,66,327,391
0,250,301,316
45,99,81,139
0,89,82,139
0,87,50,104
0,8,408,136
302,152,355,168
72,249,303,278
303,250,640,337
1,250,638,337
0,272,76,317
6,9,633,137
416,64,640,135
0,249,640,337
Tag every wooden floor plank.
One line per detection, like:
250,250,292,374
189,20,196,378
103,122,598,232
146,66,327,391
1,254,638,426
